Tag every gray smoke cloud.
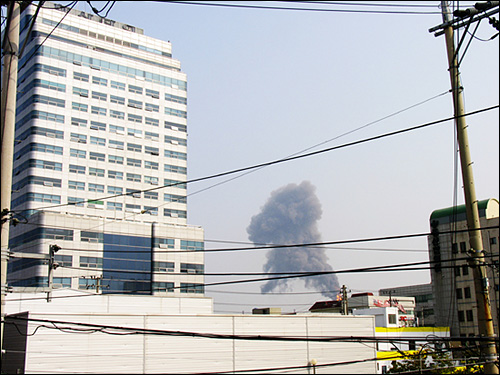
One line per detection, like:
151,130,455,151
247,181,340,299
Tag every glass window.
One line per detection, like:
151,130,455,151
108,170,123,180
110,95,125,105
165,121,187,132
146,89,159,98
70,148,86,158
92,76,107,86
90,136,106,146
127,189,141,198
145,146,159,156
456,288,463,299
127,158,141,167
128,114,142,123
164,194,186,204
180,263,204,274
180,283,204,294
164,179,186,189
72,102,88,112
80,232,103,243
89,167,105,177
165,107,187,119
164,209,186,219
68,197,85,206
144,176,158,185
127,128,142,137
165,135,187,146
180,240,204,251
109,140,124,150
69,164,86,174
144,131,159,141
90,121,106,131
80,256,103,268
74,72,89,82
108,155,123,164
466,310,473,322
73,87,89,97
126,173,141,182
71,117,87,127
143,206,157,215
145,102,159,112
127,143,142,152
110,110,125,119
145,161,158,170
458,310,465,322
108,186,123,195
164,164,187,174
152,282,175,293
145,117,159,126
107,202,123,211
110,80,125,90
68,180,85,190
91,106,106,116
153,261,174,272
70,133,87,143
92,91,107,101
462,265,469,276
164,150,187,160
128,84,143,94
125,203,141,212
165,93,187,105
388,314,397,324
109,124,125,134
464,287,471,299
144,191,158,200
460,242,467,253
88,183,104,193
128,99,142,109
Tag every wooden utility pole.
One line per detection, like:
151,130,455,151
437,2,498,373
1,0,21,360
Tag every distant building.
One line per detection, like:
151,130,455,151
379,283,435,327
8,2,204,296
308,297,449,374
428,198,499,337
309,292,417,327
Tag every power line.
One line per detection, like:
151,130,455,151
157,1,441,14
11,104,499,215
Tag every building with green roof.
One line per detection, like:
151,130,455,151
428,198,499,338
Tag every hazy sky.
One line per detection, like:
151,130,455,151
57,1,498,313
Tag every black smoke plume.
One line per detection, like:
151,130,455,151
247,181,340,299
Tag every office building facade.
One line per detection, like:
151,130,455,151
8,2,205,295
428,198,499,337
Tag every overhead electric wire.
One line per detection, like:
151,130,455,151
158,1,441,14
10,104,499,216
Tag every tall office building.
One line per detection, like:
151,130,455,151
8,2,205,296
428,198,499,337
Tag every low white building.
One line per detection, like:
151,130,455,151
3,290,377,374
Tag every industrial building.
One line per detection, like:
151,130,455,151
3,290,378,374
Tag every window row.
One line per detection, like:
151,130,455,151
24,44,187,90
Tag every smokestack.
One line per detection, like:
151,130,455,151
247,181,340,299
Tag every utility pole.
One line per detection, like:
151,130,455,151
47,245,61,302
1,0,21,360
341,285,349,315
431,2,498,373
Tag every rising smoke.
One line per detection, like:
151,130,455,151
247,181,340,299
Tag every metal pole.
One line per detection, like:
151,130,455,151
440,2,498,373
1,0,21,360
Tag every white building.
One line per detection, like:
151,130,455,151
8,2,204,296
2,290,377,374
